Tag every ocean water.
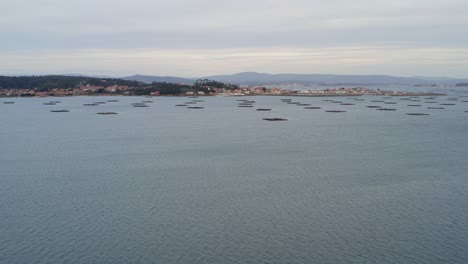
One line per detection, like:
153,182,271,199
1,94,468,264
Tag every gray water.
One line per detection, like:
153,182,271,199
1,94,468,264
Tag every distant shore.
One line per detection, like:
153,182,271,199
255,92,448,97
0,92,447,98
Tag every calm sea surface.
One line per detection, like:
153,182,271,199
1,90,468,263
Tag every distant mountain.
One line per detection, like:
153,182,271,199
204,72,465,85
62,73,114,78
118,72,468,86
203,72,452,85
122,74,195,84
411,76,458,81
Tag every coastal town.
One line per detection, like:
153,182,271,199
0,83,445,98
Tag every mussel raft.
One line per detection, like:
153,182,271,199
406,113,430,116
97,112,118,115
263,118,288,121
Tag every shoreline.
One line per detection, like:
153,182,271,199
0,92,447,99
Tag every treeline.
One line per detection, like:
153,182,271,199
0,75,238,95
0,75,144,91
131,81,224,95
131,82,191,95
194,79,238,89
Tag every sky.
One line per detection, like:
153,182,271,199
2,0,468,77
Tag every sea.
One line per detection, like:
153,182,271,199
1,85,468,264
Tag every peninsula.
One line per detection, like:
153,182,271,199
0,75,446,98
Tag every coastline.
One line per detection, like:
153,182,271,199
0,92,447,98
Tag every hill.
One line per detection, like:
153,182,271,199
121,74,195,84
120,72,468,85
203,72,436,85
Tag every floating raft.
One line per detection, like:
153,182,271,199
107,100,119,102
97,112,118,115
175,104,188,106
238,105,254,107
3,102,15,104
188,106,204,109
43,102,56,105
132,104,149,107
50,109,70,112
366,106,381,108
427,107,444,109
256,108,272,111
425,101,438,104
340,103,355,105
440,103,455,106
384,102,397,104
304,106,322,109
325,110,347,113
406,113,430,116
263,118,288,121
377,108,397,111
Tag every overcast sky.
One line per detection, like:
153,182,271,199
2,0,468,77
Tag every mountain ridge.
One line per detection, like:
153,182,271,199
120,72,468,85
121,74,195,84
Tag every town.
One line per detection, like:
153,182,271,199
0,82,444,98
0,85,445,98
0,76,445,97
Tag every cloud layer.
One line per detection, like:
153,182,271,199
2,0,468,77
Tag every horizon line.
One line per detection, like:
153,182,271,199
2,72,468,80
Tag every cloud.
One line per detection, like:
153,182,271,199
1,0,468,76
2,46,468,77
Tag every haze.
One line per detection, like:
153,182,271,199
2,0,468,77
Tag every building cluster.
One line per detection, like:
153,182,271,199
215,86,402,96
1,84,410,97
